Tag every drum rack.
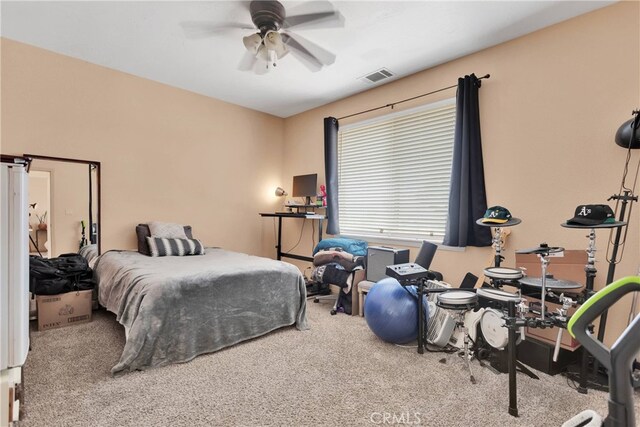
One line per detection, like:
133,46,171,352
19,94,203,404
478,218,578,417
502,296,569,416
387,216,615,417
389,250,566,417
561,221,627,394
476,221,539,362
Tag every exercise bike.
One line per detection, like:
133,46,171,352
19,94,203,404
563,276,640,427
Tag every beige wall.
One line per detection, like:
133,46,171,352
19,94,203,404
281,2,640,344
1,38,285,257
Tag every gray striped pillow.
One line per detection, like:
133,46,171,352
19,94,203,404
146,237,205,257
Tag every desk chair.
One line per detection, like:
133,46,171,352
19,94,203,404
415,240,437,270
312,285,339,314
415,240,444,281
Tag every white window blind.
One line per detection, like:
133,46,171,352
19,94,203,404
338,99,456,243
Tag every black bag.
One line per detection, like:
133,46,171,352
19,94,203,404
29,253,95,295
51,253,91,276
31,277,71,295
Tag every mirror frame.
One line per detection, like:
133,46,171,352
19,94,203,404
24,154,102,255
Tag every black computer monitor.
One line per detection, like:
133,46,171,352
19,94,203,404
292,174,317,205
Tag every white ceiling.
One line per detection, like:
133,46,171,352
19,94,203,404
1,1,613,117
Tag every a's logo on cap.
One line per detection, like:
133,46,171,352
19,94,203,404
578,206,591,216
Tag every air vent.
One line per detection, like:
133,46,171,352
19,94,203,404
361,68,394,84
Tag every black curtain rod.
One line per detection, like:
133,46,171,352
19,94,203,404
337,74,490,121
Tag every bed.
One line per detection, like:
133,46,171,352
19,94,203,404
95,248,308,375
78,243,99,267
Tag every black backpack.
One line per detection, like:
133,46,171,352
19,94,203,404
29,253,95,295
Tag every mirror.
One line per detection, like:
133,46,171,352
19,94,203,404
25,154,101,258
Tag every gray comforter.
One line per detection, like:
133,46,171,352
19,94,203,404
95,248,308,375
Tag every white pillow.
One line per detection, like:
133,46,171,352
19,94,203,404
147,221,188,239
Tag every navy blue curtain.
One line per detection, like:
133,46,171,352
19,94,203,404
443,74,491,247
324,117,340,235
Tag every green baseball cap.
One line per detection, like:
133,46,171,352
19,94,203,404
481,206,512,224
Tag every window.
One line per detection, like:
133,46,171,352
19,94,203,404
337,98,456,244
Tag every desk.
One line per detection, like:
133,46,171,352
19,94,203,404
259,212,325,262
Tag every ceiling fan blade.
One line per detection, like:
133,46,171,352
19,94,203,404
238,50,258,72
180,21,254,39
287,50,323,72
283,10,345,30
281,33,323,72
282,32,335,67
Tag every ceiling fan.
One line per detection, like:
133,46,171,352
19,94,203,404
181,1,344,74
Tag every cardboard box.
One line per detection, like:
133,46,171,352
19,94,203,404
36,290,93,331
515,250,587,351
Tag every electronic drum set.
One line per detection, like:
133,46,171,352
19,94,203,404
385,214,626,417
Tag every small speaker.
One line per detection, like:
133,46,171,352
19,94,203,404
366,246,410,282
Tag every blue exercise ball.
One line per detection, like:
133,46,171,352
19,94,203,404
364,278,429,344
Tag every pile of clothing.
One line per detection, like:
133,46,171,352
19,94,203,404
311,248,365,315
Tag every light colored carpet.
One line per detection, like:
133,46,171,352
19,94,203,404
21,301,638,427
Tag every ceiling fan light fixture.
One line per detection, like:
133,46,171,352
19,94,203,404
229,0,341,74
268,49,277,67
242,33,263,54
264,30,288,59
257,45,278,68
